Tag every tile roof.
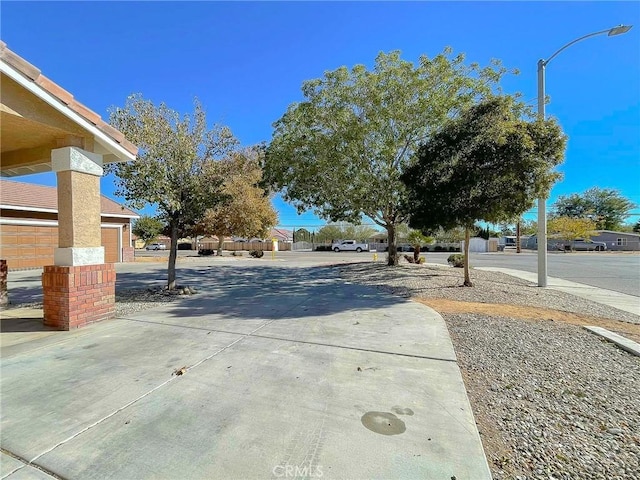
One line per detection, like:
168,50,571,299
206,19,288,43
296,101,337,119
0,179,139,218
0,41,138,158
270,228,293,240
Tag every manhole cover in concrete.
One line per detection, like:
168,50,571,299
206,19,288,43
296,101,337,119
361,411,406,435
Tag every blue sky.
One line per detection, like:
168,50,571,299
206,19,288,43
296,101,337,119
2,1,639,230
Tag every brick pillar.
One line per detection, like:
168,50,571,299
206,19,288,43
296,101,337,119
0,259,8,307
122,246,135,262
42,264,115,329
43,147,116,330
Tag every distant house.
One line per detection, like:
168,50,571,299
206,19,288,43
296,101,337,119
0,179,139,269
269,228,293,242
131,235,146,249
591,230,640,251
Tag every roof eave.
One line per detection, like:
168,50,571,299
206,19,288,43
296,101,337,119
0,59,137,163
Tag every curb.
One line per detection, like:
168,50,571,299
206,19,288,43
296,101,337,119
584,326,640,357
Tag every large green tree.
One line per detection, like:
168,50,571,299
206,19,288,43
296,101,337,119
551,187,635,231
195,148,278,256
132,215,164,247
402,96,566,286
547,217,597,250
264,49,516,266
109,94,238,289
315,223,378,243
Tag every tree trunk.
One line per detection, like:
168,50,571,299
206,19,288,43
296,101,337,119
516,220,521,253
413,245,420,263
216,234,224,256
386,223,398,266
167,221,179,290
463,227,473,287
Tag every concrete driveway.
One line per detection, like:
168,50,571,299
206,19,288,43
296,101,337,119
1,259,490,479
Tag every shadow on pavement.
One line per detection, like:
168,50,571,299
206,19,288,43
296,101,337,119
0,317,55,333
6,263,410,321
117,263,409,321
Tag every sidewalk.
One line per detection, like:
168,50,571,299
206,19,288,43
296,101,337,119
476,267,640,318
1,262,491,479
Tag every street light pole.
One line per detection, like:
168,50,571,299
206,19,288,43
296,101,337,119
537,58,547,286
536,24,632,287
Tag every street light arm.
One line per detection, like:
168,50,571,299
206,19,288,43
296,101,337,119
543,28,623,65
535,24,631,288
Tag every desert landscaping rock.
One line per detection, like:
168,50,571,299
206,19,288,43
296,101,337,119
339,262,640,480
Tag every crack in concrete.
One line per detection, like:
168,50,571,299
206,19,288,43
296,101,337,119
123,317,458,363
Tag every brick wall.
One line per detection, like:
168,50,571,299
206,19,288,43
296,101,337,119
42,263,115,330
0,259,7,306
122,246,135,262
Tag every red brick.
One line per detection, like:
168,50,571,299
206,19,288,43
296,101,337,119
43,263,115,331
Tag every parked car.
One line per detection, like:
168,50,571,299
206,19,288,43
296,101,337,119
558,239,607,252
331,240,369,252
145,243,166,251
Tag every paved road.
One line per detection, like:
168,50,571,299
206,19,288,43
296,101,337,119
5,250,639,303
273,250,640,297
316,250,639,297
465,251,639,297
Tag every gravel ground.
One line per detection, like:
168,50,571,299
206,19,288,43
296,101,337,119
338,261,640,480
114,286,193,317
337,262,640,324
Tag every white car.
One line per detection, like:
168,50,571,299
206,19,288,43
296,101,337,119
145,243,166,251
331,240,369,252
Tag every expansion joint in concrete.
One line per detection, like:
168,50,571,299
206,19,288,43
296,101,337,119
0,447,67,480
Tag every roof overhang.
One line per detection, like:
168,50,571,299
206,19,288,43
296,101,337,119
0,43,137,178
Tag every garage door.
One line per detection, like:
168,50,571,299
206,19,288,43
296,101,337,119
101,228,120,263
0,224,121,269
0,224,57,269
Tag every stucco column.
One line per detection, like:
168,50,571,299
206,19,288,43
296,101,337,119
44,146,115,330
51,146,104,266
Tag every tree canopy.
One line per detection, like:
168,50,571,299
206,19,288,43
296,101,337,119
551,187,635,231
293,228,312,243
195,148,277,255
547,217,597,244
314,223,378,243
264,48,517,266
109,94,238,288
132,215,164,246
402,96,566,286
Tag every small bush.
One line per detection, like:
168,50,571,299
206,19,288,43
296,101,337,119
250,250,264,258
434,245,444,252
315,245,332,252
417,256,425,264
448,246,457,252
177,243,193,250
198,249,215,256
232,251,244,256
447,254,465,268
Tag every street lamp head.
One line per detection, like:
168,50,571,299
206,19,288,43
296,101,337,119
608,25,632,36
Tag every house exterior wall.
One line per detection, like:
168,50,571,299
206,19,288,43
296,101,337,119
591,232,640,251
0,211,135,269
